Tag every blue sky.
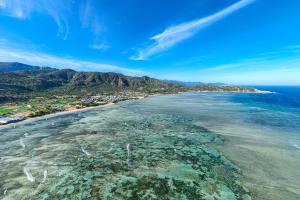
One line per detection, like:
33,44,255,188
0,0,300,85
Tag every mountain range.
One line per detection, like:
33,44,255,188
0,62,180,96
0,62,43,72
0,62,256,104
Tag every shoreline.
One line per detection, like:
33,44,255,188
0,94,153,129
0,102,117,129
0,88,269,199
1,89,290,200
0,89,271,129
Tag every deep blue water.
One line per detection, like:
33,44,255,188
257,86,300,108
226,86,300,133
233,86,300,110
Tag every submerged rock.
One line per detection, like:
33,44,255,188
0,101,251,200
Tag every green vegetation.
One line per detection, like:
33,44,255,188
0,97,81,118
0,62,256,119
0,62,255,102
0,106,16,115
0,104,33,115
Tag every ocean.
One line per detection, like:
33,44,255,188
0,87,299,199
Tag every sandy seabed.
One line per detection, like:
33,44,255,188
1,92,299,200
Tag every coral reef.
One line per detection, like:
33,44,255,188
0,99,251,200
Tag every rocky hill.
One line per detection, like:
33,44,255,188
0,62,179,97
0,62,257,104
0,62,43,72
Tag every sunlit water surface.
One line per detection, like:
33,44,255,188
1,89,300,200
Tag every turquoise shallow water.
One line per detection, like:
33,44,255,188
0,91,300,200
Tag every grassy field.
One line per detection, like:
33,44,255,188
0,97,79,117
0,104,31,115
0,106,17,115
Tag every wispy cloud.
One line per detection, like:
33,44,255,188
286,44,300,50
197,56,276,73
198,55,300,73
211,61,300,85
260,44,300,57
0,47,149,76
194,51,300,85
0,0,6,8
90,43,110,51
0,0,105,44
164,57,300,85
80,0,102,36
159,44,300,85
131,0,255,60
79,0,107,48
0,0,72,40
0,0,32,19
0,38,7,45
198,63,243,72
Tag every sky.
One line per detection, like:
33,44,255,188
0,0,300,85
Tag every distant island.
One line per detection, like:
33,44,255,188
0,62,257,125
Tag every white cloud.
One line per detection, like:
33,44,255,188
79,0,102,36
260,45,300,57
162,57,300,85
0,0,104,44
198,54,300,73
213,66,300,86
198,63,243,72
0,38,7,45
157,45,300,85
194,55,300,85
131,0,255,60
0,0,32,19
79,0,106,48
0,47,150,76
90,43,110,51
0,0,71,40
285,44,300,51
0,0,6,8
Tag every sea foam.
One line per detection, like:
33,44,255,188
293,144,300,149
23,167,35,182
42,169,48,183
81,147,91,156
19,139,25,148
126,144,130,158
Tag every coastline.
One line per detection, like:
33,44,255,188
0,90,261,199
0,102,117,129
1,89,294,200
0,89,270,129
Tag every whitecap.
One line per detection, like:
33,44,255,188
42,169,48,183
23,167,35,182
126,143,130,158
293,144,300,149
19,139,26,148
3,189,7,195
81,147,91,156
